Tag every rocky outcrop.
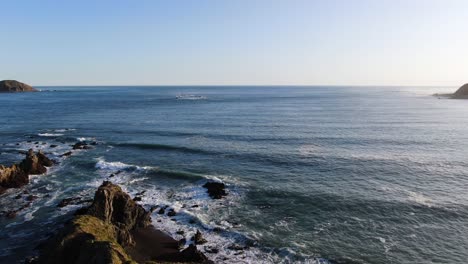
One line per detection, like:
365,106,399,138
203,181,227,199
0,80,37,93
451,83,468,99
36,182,211,264
20,149,53,175
86,181,151,247
0,149,52,193
37,215,134,264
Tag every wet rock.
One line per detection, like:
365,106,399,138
57,197,81,208
72,142,92,150
5,210,17,218
26,195,38,201
227,244,248,251
150,206,158,213
158,207,165,214
202,181,227,199
136,190,146,196
178,238,187,249
14,194,22,199
191,230,207,245
167,209,176,217
61,151,72,157
204,246,219,254
90,141,98,146
176,230,185,235
191,204,199,208
133,196,142,202
49,144,58,148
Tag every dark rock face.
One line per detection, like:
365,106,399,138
0,80,37,93
452,83,468,99
203,181,227,199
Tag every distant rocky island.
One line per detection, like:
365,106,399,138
451,83,468,99
434,83,468,99
0,80,37,92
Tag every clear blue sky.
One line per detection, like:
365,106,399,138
1,0,467,86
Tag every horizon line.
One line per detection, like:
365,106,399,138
33,84,459,88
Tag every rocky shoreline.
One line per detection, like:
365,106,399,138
0,138,229,263
30,181,213,264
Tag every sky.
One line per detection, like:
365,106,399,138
0,0,467,86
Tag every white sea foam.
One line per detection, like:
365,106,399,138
38,133,64,137
407,191,433,207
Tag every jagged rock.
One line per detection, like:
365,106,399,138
452,83,468,99
0,80,37,93
0,164,28,188
26,195,38,201
61,151,72,157
167,209,176,217
87,181,151,229
191,230,207,245
202,181,227,199
19,149,52,175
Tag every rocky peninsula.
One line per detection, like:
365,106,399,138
0,80,37,92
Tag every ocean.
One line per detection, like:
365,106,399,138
0,86,467,264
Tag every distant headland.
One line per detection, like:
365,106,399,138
434,83,468,99
451,83,468,99
0,80,37,93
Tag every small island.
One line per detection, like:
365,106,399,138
0,80,37,93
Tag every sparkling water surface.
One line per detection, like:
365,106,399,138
0,86,467,264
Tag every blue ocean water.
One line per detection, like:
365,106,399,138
0,86,467,263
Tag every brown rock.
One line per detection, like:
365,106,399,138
0,80,37,93
19,149,48,175
191,230,207,245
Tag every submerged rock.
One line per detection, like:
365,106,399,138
452,83,468,99
202,181,227,199
0,80,37,93
72,142,92,150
